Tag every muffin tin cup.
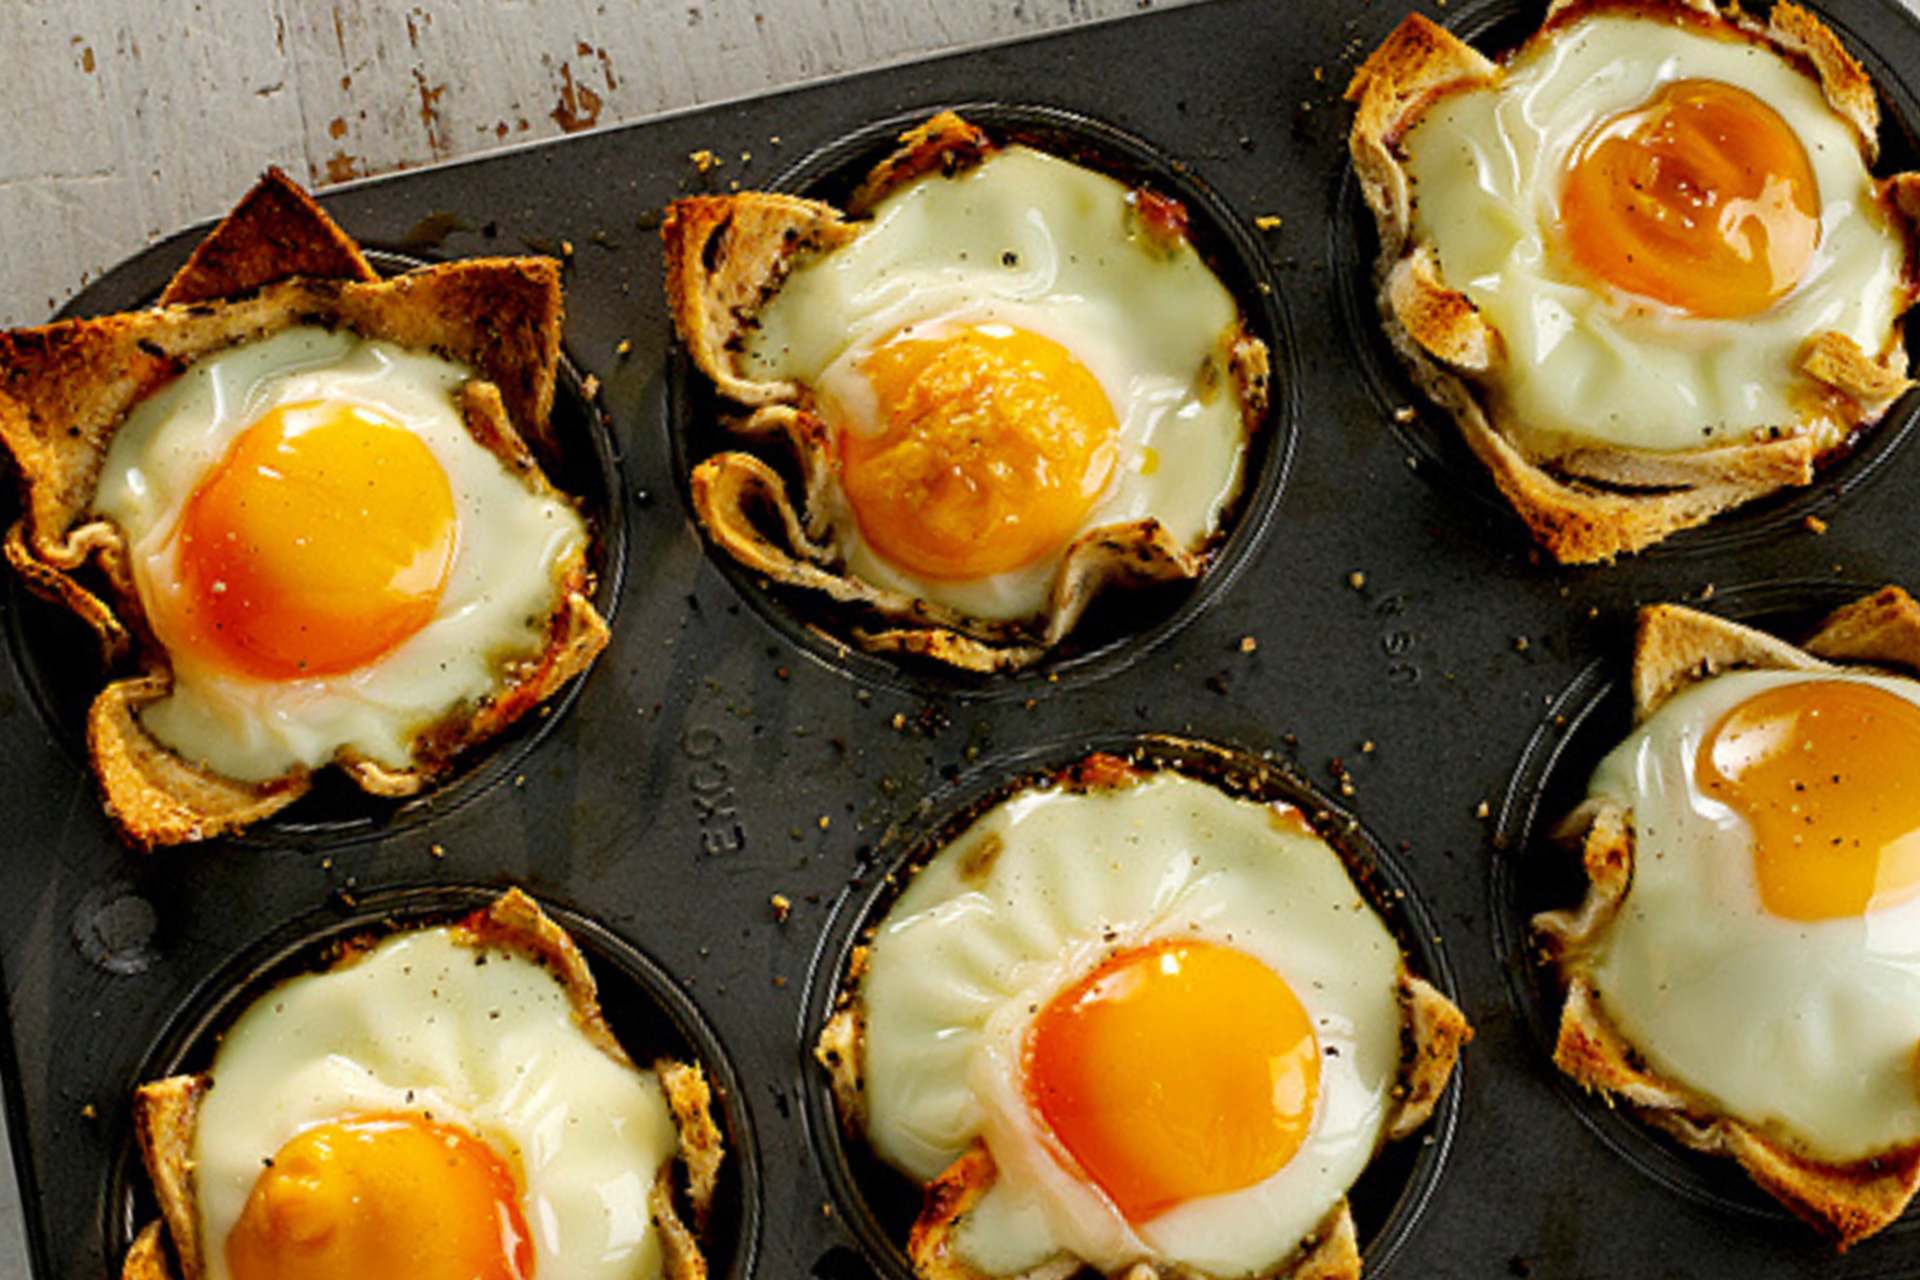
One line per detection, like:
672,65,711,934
799,731,1466,1279
666,102,1298,700
1490,576,1918,1234
2,250,630,852
102,885,761,1279
1332,0,1920,565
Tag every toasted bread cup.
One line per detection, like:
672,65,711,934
812,745,1470,1280
663,111,1271,674
1346,1,1920,563
124,888,723,1280
0,171,609,846
1537,588,1920,1245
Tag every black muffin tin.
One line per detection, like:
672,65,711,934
7,0,1920,1276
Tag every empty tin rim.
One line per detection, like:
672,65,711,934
100,883,760,1280
2,250,629,851
1490,577,1920,1235
798,731,1463,1279
1330,0,1920,565
667,102,1297,702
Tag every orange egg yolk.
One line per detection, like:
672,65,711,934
1699,679,1920,921
175,400,457,679
225,1113,533,1280
1560,78,1821,318
835,324,1120,581
1023,938,1320,1224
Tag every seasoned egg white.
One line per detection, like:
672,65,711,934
192,924,680,1280
856,769,1406,1277
1581,668,1920,1161
93,326,591,782
741,147,1252,622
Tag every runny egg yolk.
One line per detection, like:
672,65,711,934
835,324,1120,581
225,1112,533,1280
176,399,457,679
1700,680,1920,921
1560,78,1821,318
1023,938,1320,1224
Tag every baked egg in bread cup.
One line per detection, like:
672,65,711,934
663,106,1291,686
1345,0,1920,564
0,171,619,848
111,885,754,1280
1498,583,1920,1246
802,734,1469,1280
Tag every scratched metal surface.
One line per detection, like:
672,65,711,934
6,1,1920,1278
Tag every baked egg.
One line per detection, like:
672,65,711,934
95,326,592,784
1348,1,1920,561
817,751,1468,1279
1539,590,1920,1244
125,890,721,1280
0,170,609,845
664,112,1271,671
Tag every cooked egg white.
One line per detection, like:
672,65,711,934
1401,10,1908,457
741,147,1252,622
93,326,590,782
856,768,1406,1277
1580,668,1920,1161
191,922,680,1280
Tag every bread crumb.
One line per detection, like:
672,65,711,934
689,149,721,173
1392,405,1417,424
615,338,631,357
1804,515,1828,535
1514,636,1530,653
430,844,446,859
1255,215,1282,231
770,894,792,922
1475,801,1490,819
818,815,831,830
1239,635,1258,653
1348,571,1366,590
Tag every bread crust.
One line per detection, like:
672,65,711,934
120,1220,175,1280
0,171,604,847
124,889,721,1280
1346,4,1919,563
159,167,376,306
662,111,1269,672
1536,589,1920,1246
